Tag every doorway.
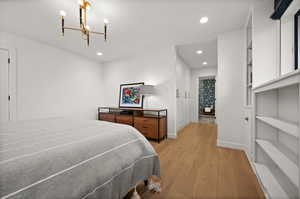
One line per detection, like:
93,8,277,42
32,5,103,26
198,77,216,123
0,48,10,122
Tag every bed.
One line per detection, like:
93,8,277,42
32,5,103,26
0,118,160,199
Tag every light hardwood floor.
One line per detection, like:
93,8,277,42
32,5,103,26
125,123,265,199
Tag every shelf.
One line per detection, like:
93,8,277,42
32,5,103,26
253,70,300,93
256,139,299,187
256,116,299,138
254,163,288,199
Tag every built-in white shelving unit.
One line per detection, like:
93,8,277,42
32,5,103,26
254,163,289,199
253,71,300,199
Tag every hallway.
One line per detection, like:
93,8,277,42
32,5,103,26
127,123,265,199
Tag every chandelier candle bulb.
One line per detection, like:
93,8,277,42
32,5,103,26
62,17,64,36
79,8,82,26
104,24,107,41
86,4,91,10
104,18,108,41
59,10,66,36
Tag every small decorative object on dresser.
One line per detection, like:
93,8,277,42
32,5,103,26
119,82,144,108
98,107,167,143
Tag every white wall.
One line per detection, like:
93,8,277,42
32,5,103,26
102,47,177,138
175,55,192,132
0,32,104,121
190,67,217,122
252,0,280,87
217,29,246,150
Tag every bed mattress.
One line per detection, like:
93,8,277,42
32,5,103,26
0,118,160,199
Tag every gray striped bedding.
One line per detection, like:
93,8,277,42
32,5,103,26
0,118,160,199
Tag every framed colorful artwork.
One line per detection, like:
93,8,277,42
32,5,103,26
119,82,144,108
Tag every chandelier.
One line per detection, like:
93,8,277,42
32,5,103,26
60,0,108,46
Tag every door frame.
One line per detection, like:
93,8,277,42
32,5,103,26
0,46,17,121
197,75,217,122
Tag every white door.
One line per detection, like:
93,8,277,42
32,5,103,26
0,49,10,123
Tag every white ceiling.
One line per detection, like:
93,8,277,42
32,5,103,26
176,40,218,69
0,0,257,63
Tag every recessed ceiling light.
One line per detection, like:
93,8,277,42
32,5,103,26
203,62,208,65
200,17,208,24
97,52,103,56
196,50,203,54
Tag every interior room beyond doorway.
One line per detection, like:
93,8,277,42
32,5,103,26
198,76,216,123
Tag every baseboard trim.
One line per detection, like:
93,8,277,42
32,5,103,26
245,150,256,171
217,139,245,151
168,134,177,139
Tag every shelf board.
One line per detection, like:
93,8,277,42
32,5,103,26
256,139,299,187
253,70,300,93
254,163,288,199
256,116,299,138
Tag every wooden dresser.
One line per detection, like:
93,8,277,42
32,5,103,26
98,107,167,142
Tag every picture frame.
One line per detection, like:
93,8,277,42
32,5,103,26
119,82,144,108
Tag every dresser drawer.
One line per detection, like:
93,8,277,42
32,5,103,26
134,117,158,127
134,123,158,139
99,113,115,122
115,115,133,125
134,117,159,139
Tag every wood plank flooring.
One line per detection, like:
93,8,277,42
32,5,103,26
125,123,265,199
